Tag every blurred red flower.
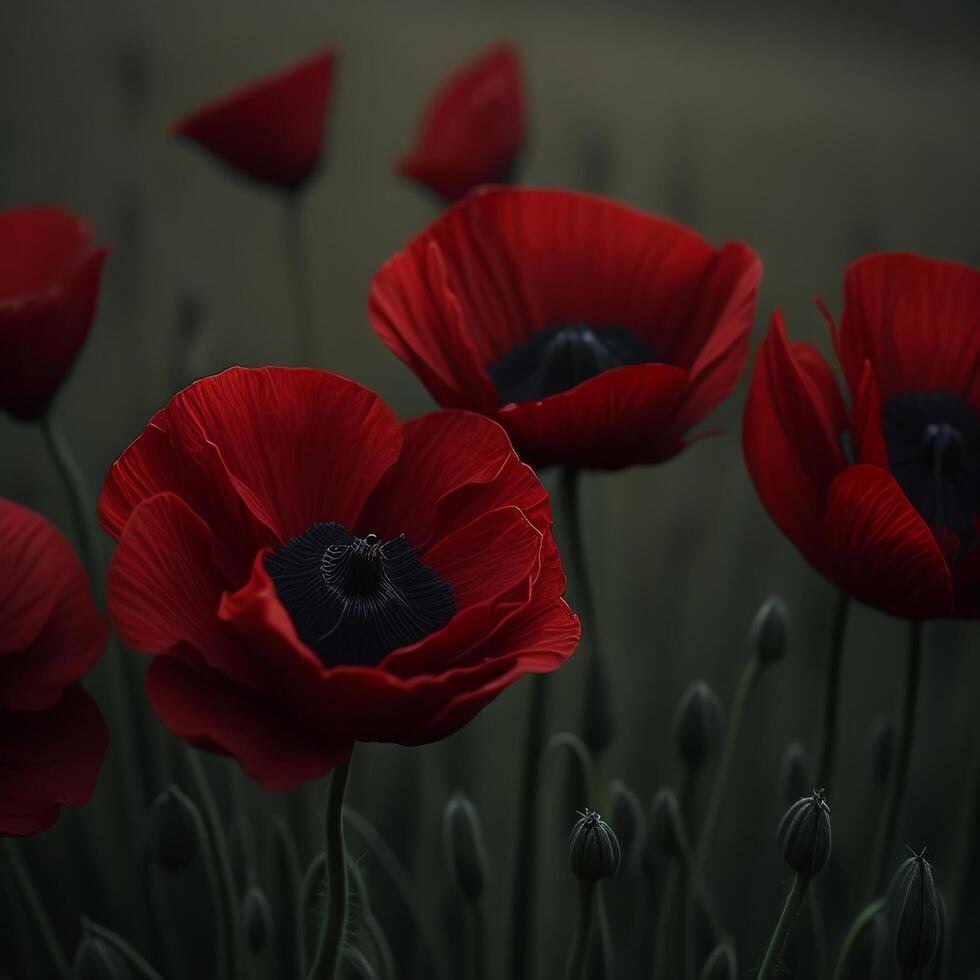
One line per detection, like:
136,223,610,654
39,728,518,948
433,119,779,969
744,253,980,620
0,207,109,421
0,499,108,835
173,46,336,189
100,367,578,790
397,42,526,202
369,187,762,469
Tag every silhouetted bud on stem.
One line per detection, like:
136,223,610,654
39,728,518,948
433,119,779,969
869,717,894,786
569,809,621,881
889,849,941,970
243,884,274,955
72,936,129,980
443,792,489,902
650,787,688,862
672,681,724,768
145,787,197,870
778,790,831,879
751,595,790,666
699,941,737,980
778,742,810,808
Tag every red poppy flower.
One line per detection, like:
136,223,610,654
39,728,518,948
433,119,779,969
173,46,336,189
100,367,578,790
369,187,762,469
0,206,109,421
0,499,108,835
397,42,525,202
743,253,980,620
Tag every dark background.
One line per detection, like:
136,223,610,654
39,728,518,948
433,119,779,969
2,2,979,977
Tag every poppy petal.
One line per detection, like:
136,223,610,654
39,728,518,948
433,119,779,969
851,361,889,468
822,465,953,619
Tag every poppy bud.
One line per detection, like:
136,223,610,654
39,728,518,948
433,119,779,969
569,808,621,881
243,884,274,955
672,681,724,768
699,941,737,980
889,849,941,970
778,742,810,808
750,595,790,666
777,790,831,879
650,787,688,862
72,936,129,980
145,787,197,870
442,792,489,902
869,717,894,786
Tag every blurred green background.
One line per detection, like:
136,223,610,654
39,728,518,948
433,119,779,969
2,1,979,976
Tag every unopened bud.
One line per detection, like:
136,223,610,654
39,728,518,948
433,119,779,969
145,787,198,870
699,941,737,980
569,809,620,881
777,790,831,879
889,849,941,970
243,885,274,955
443,792,489,902
751,595,789,666
672,681,724,767
650,787,688,862
778,742,810,808
72,936,129,980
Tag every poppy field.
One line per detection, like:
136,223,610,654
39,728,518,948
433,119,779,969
1,4,979,979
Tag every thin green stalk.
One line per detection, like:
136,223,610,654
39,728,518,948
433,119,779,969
3,840,69,978
565,879,597,980
469,901,487,980
82,920,165,980
944,742,980,959
595,885,613,979
832,898,886,980
272,816,304,980
185,747,245,978
867,621,924,900
558,466,613,759
308,755,353,980
817,592,851,793
653,862,679,979
757,874,809,980
300,852,327,976
508,672,548,980
283,193,315,366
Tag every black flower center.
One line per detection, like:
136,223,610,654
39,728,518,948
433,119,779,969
882,390,980,552
264,523,455,667
486,322,657,406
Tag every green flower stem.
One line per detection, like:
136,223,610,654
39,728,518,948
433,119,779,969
283,193,315,366
817,591,851,793
757,874,810,980
653,861,679,979
468,900,487,980
565,879,597,980
300,851,326,976
3,839,69,978
595,886,613,979
185,747,245,979
508,671,548,980
82,920,165,980
866,621,924,900
831,898,886,980
308,754,353,980
558,466,613,759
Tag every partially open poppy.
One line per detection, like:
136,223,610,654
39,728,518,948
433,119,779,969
0,206,109,421
369,188,762,469
397,42,525,203
100,367,578,790
173,46,336,189
0,499,108,835
743,253,980,620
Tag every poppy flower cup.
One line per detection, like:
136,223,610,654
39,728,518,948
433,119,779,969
369,188,763,469
743,253,980,620
0,499,108,835
398,42,526,203
0,206,109,421
173,46,336,189
100,367,579,791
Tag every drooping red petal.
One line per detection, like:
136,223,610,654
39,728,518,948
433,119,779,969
145,655,349,792
397,42,525,202
836,253,980,405
822,465,953,619
0,684,108,836
0,500,106,711
173,47,336,189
